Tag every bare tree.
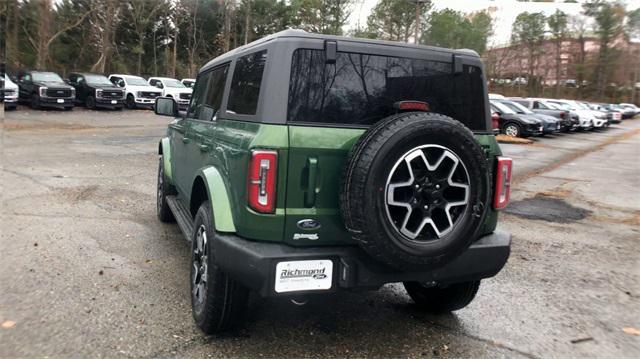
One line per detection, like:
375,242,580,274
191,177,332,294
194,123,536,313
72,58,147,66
90,0,118,73
129,0,162,75
548,9,568,97
570,15,589,97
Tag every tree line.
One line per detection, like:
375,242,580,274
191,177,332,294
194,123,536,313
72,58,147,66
0,0,494,79
495,0,640,100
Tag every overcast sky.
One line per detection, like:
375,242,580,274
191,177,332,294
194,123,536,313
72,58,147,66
349,0,640,46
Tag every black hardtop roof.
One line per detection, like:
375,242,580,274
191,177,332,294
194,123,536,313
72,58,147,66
200,29,480,74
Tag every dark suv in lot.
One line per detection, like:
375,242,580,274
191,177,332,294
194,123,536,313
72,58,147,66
68,72,125,110
490,100,543,137
17,70,75,110
154,30,512,333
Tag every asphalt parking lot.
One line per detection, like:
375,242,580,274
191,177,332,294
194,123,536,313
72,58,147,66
1,106,639,358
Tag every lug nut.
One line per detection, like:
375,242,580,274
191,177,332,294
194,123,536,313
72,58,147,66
435,184,440,189
423,205,429,210
415,184,420,189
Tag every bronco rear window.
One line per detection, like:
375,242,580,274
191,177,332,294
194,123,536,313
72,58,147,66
287,49,488,131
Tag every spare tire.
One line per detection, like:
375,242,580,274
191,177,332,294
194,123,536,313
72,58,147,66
340,112,490,271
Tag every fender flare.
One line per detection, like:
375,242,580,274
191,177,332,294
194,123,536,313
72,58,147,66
199,167,236,233
159,137,173,184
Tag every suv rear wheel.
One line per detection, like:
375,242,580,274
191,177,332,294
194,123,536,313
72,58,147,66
340,112,490,271
191,201,250,334
404,280,480,313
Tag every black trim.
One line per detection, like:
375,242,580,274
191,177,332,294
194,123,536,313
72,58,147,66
212,231,511,297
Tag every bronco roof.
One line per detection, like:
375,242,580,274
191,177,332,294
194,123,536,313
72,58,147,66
200,29,481,73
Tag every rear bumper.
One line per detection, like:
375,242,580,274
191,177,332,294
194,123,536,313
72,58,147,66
213,231,511,297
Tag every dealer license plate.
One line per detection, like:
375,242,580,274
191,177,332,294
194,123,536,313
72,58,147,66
111,100,117,104
274,260,333,293
57,99,64,103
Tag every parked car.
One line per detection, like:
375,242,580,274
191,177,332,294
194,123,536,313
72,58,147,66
573,100,609,128
490,100,543,137
619,103,640,116
609,104,636,119
16,70,75,110
3,74,19,110
181,78,195,88
545,99,597,130
68,72,125,110
509,97,577,131
497,99,560,135
154,30,512,334
591,103,622,124
148,77,192,110
108,74,161,109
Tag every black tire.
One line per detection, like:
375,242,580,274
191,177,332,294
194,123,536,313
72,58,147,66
404,280,480,313
191,201,250,334
126,94,136,109
30,94,41,110
340,112,490,271
86,96,96,110
157,155,176,223
64,106,73,111
502,122,521,137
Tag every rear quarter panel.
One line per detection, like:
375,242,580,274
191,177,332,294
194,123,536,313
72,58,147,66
214,119,289,242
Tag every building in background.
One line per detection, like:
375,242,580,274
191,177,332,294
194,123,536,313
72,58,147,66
484,37,640,87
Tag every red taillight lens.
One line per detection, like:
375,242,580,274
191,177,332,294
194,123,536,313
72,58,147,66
491,112,500,129
394,101,429,112
493,157,512,210
248,150,278,213
560,111,566,119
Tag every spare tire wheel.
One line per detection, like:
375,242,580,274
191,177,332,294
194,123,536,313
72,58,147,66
340,112,490,271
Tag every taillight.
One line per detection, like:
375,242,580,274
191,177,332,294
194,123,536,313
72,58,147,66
248,150,278,213
393,100,429,112
493,157,512,210
491,112,500,129
560,111,566,119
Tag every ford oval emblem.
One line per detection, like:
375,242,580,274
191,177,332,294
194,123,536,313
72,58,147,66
297,219,321,230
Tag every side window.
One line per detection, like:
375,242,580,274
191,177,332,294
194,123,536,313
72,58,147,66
77,75,85,84
187,64,230,121
69,74,77,83
187,72,213,120
204,65,229,114
24,74,31,82
227,50,267,115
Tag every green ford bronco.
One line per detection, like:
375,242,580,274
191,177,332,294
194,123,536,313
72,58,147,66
155,30,512,334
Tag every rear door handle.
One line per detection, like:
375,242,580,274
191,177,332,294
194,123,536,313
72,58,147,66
199,144,210,152
182,137,190,144
304,157,318,208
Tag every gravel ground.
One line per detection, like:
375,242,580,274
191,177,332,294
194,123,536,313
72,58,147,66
1,106,639,358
